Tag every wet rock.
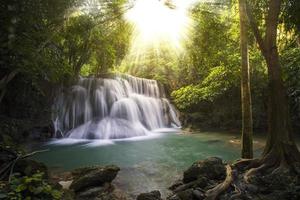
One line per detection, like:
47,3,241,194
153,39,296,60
183,157,225,183
70,165,120,192
194,177,208,188
192,189,205,200
169,180,183,191
74,183,128,200
76,183,111,199
176,188,194,200
167,194,180,200
136,190,162,200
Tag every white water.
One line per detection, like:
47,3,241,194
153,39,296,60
53,74,181,139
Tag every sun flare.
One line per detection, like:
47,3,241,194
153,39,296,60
125,0,195,57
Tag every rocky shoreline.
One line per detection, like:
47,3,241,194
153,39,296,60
1,145,299,200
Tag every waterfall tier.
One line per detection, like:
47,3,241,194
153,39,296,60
53,74,181,139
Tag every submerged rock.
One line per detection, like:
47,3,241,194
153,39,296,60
183,157,225,183
136,190,162,200
70,165,120,192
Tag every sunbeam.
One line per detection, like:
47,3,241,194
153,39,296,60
123,0,197,67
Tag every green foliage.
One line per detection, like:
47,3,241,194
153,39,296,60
0,0,130,95
176,3,239,86
281,46,300,129
171,0,300,130
172,65,239,111
172,3,240,111
282,0,300,32
86,16,131,76
2,172,62,200
120,43,180,87
0,0,80,84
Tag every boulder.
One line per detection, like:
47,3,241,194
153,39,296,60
176,189,194,200
136,190,162,200
183,157,225,183
75,183,111,199
192,189,205,200
70,165,120,192
169,180,183,191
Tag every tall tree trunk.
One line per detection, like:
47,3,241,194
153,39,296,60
202,1,300,198
246,0,300,168
239,0,253,159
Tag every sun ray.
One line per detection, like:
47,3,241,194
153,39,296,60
122,0,197,70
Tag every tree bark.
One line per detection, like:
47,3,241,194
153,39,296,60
239,0,253,159
246,0,300,167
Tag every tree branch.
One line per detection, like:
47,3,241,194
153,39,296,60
245,1,267,58
265,0,281,52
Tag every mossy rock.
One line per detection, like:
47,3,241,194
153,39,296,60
183,157,225,183
70,165,120,192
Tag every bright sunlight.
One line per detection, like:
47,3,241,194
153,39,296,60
125,0,195,55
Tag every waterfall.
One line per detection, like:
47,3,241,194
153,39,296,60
53,74,181,139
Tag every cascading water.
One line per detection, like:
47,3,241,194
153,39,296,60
53,74,181,139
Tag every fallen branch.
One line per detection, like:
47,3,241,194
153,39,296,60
0,149,49,182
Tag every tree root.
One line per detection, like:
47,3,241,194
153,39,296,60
202,144,300,200
204,165,234,200
233,158,260,171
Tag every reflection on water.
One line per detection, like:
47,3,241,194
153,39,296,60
33,131,265,199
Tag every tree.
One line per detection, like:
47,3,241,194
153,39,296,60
61,15,95,77
204,1,300,199
245,0,300,172
239,0,253,159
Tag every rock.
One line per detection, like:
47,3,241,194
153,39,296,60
173,180,198,193
75,183,128,200
136,190,162,200
194,177,208,188
76,183,111,199
176,188,194,200
246,184,259,193
28,125,53,141
108,187,128,200
169,180,183,191
167,194,181,200
59,180,73,189
70,165,120,192
192,189,205,200
183,157,225,183
14,159,48,178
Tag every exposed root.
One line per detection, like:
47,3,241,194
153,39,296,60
243,163,269,183
202,144,300,200
233,158,260,171
230,183,242,199
204,165,234,200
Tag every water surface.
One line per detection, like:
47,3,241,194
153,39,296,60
33,131,264,198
